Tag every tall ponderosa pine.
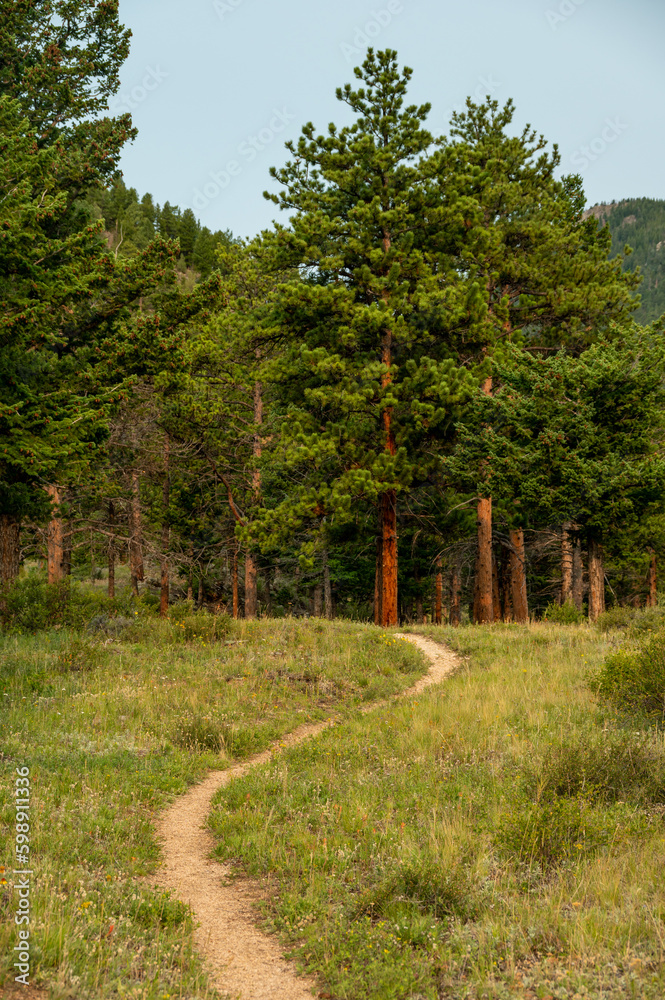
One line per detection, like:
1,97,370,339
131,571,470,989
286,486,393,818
431,98,640,621
263,49,470,625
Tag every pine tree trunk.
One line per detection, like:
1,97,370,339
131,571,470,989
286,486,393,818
313,584,323,617
648,550,658,607
434,556,443,625
375,226,399,628
475,374,494,624
561,522,574,604
160,433,170,618
572,539,584,611
476,498,493,623
450,553,461,627
232,544,239,619
510,528,528,624
323,548,333,619
197,570,204,608
130,469,144,597
46,485,64,584
244,555,258,618
108,501,115,599
588,536,605,622
0,515,20,587
380,489,398,626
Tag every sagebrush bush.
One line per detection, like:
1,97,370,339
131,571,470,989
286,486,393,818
592,631,665,715
542,600,585,624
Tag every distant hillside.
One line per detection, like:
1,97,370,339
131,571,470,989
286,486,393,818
584,198,665,324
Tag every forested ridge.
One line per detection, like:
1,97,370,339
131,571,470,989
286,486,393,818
586,197,665,324
2,0,665,628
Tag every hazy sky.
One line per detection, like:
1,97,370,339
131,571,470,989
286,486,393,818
115,0,665,239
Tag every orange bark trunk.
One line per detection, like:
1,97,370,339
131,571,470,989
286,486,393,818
510,528,528,624
380,489,398,626
46,485,64,584
476,498,493,623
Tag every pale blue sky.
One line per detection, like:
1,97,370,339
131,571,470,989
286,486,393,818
116,0,665,239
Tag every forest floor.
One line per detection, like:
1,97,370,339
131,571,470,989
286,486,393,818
1,616,664,999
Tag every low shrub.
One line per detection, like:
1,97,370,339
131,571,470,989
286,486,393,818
541,600,585,624
591,631,665,715
171,714,266,757
0,575,135,633
495,794,611,866
352,859,476,921
531,728,665,805
56,635,102,672
596,603,665,634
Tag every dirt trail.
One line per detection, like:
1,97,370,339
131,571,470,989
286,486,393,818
151,631,459,1000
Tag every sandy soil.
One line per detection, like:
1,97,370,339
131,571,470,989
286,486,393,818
151,631,459,1000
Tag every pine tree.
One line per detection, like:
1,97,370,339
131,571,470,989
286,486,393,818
0,96,177,584
430,97,640,621
262,49,471,625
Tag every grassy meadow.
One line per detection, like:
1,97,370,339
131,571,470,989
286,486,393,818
1,592,664,1000
0,606,424,999
209,622,665,1000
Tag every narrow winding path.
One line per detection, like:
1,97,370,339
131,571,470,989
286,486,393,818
151,632,459,1000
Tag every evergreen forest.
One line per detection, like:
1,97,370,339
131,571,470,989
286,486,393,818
5,5,665,1000
2,6,664,627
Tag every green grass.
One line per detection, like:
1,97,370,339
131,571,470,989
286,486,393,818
208,623,665,1000
0,614,425,998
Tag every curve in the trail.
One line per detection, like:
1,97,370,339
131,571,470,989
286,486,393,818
150,632,459,1000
